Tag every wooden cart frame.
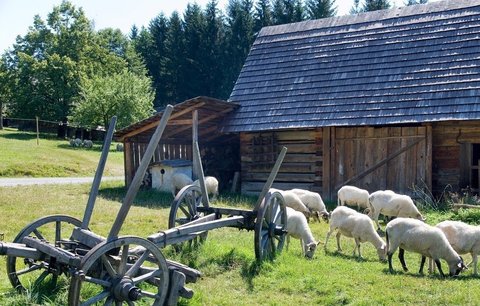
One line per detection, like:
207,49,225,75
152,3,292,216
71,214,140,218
0,105,288,305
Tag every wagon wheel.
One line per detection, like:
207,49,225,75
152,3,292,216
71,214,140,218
169,185,208,248
254,191,287,261
6,214,83,292
68,236,169,306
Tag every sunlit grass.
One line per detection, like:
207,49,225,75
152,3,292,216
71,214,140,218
1,182,480,305
0,128,124,177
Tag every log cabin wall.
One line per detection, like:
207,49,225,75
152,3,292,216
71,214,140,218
432,121,480,194
239,129,323,195
325,126,431,200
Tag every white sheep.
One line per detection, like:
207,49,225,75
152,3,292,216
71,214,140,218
385,218,466,277
83,139,93,148
337,185,370,211
171,172,193,196
285,207,319,259
270,188,311,220
289,188,329,222
431,220,480,275
368,190,425,230
193,176,219,199
324,206,386,261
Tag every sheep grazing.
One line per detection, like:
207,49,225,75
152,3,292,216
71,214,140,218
433,220,480,275
324,206,386,261
289,188,329,222
385,218,466,277
193,176,219,199
368,190,425,230
285,207,319,259
337,185,370,212
83,139,93,148
171,172,193,196
270,188,311,221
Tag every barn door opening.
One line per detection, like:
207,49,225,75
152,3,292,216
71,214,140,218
460,143,480,192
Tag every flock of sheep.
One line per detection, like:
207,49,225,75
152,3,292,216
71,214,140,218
272,185,476,278
170,172,477,278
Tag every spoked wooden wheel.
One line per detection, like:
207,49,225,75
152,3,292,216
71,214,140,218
254,191,287,261
169,185,208,247
6,214,83,292
68,236,169,305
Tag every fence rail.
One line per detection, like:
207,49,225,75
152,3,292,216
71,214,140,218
2,117,106,141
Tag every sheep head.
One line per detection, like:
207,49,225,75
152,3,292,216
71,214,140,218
304,242,318,259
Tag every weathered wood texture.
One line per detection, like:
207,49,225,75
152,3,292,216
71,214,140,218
327,126,430,199
240,129,322,194
431,121,480,194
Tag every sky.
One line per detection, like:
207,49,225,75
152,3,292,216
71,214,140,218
0,0,437,54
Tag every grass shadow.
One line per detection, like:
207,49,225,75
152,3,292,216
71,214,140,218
98,186,173,209
324,249,379,263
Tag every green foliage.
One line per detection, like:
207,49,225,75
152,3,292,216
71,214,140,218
362,0,391,12
70,69,154,129
306,0,337,19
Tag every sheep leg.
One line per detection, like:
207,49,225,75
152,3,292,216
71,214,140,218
434,259,445,277
473,253,478,276
286,235,290,251
335,232,343,252
388,252,395,273
354,238,362,258
324,229,332,251
398,248,408,272
419,256,426,274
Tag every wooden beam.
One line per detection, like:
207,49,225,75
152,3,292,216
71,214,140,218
118,102,206,141
334,137,424,190
167,108,231,138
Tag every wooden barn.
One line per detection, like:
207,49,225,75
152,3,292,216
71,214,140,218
116,0,480,200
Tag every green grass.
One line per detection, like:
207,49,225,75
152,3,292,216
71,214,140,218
1,182,480,305
0,128,124,177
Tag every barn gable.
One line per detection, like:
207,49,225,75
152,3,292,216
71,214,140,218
222,0,480,133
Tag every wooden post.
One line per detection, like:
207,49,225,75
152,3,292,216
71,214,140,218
254,146,287,211
322,127,331,200
81,116,117,229
108,105,173,240
193,141,209,206
231,171,240,193
192,110,198,180
36,116,39,145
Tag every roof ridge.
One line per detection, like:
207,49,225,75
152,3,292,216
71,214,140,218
259,0,480,38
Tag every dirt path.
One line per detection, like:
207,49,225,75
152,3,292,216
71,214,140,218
0,176,124,187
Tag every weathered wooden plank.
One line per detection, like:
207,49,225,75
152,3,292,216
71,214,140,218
323,127,331,199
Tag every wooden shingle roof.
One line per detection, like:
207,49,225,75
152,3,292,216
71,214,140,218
221,0,480,133
115,96,238,142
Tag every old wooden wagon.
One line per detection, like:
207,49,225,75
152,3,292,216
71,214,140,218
0,105,289,305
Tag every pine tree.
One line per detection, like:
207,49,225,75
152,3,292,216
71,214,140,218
202,0,229,98
163,12,186,103
350,0,361,14
272,0,304,24
254,0,273,33
406,0,428,5
225,0,255,94
363,0,391,12
183,3,207,99
305,0,337,19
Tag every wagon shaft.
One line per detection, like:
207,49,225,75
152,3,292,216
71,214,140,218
0,242,42,260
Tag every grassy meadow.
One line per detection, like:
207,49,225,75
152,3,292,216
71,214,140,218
0,128,124,177
0,181,480,305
